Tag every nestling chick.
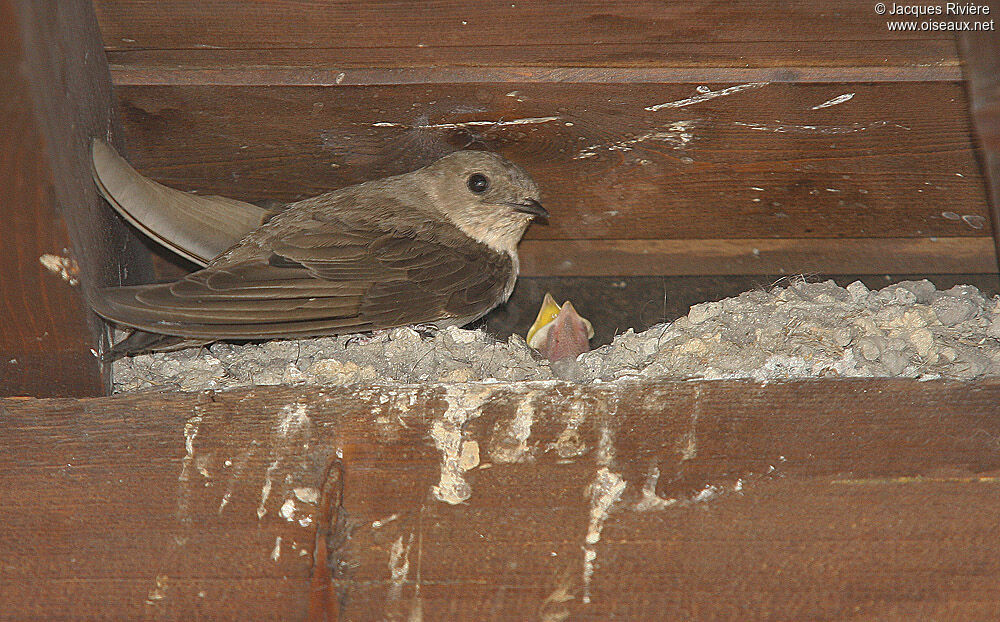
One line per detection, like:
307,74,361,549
527,292,594,362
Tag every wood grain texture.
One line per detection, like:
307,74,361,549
518,237,998,276
107,61,966,88
14,1,155,294
1,0,158,395
1,378,999,619
0,72,100,396
960,27,1000,274
114,82,992,245
91,1,995,285
0,1,114,396
93,0,959,73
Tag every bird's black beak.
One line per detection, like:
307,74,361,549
508,199,549,219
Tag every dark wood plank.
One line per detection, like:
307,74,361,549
14,1,155,292
0,33,95,396
1,379,999,619
93,0,958,72
518,237,997,276
114,82,991,244
960,27,1000,274
0,0,154,396
107,57,965,88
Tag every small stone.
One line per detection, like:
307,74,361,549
678,338,708,354
701,367,726,380
445,326,478,344
688,301,723,324
282,364,305,383
908,328,935,358
458,440,480,470
846,280,870,302
262,340,297,357
311,359,377,385
881,351,908,376
641,340,658,356
954,353,987,378
389,326,421,342
834,327,854,347
854,317,879,335
944,284,982,299
254,370,283,385
857,337,883,361
877,285,916,305
988,317,1000,339
900,309,930,329
875,306,905,326
896,279,937,304
440,367,475,383
931,296,977,327
885,338,908,353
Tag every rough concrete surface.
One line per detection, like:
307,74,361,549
113,279,1000,392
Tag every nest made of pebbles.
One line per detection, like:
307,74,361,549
113,279,1000,393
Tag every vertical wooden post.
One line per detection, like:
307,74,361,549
0,0,154,396
960,25,1000,274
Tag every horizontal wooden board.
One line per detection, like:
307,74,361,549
94,1,959,71
2,378,1000,619
115,82,991,244
107,62,966,88
518,237,998,276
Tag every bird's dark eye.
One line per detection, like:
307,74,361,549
467,173,490,194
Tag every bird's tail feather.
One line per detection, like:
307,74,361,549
91,139,276,265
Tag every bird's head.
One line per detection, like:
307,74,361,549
422,150,546,254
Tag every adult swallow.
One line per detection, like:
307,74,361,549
89,140,547,358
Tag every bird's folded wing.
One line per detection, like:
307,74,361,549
90,216,512,340
91,139,276,266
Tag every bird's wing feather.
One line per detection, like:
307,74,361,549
91,139,276,266
91,208,512,340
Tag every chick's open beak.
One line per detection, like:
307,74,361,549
508,198,548,219
527,292,594,362
527,293,562,347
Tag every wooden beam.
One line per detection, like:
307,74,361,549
2,379,999,618
107,64,966,87
113,82,991,245
960,23,1000,274
1,0,103,397
93,1,958,72
518,237,998,276
0,0,156,396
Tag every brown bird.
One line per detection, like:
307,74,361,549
90,140,547,359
